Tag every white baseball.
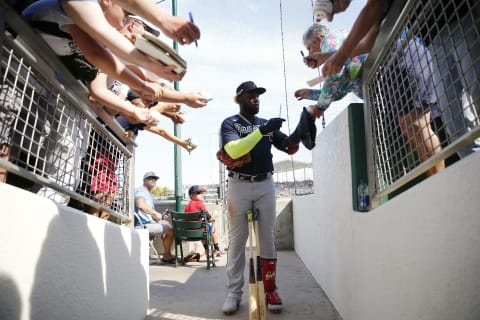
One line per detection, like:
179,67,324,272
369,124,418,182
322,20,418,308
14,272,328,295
189,138,199,148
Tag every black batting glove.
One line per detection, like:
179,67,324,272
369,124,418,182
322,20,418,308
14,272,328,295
259,118,285,134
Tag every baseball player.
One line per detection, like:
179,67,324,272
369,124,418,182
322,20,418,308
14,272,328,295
218,81,308,315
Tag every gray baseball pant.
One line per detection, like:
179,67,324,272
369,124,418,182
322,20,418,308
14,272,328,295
225,174,277,300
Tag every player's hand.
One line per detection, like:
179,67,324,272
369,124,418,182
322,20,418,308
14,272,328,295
294,89,311,100
259,118,285,134
322,51,347,78
282,136,299,155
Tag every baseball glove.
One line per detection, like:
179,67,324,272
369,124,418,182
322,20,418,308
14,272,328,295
216,149,251,169
282,136,299,155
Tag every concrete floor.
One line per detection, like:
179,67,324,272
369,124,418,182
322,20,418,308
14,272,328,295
147,250,342,320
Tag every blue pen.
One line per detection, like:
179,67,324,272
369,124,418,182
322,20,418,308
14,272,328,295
188,11,198,48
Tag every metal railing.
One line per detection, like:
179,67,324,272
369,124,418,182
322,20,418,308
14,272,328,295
0,2,135,222
362,0,480,205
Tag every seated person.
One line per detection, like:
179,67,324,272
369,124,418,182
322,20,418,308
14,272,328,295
184,185,222,257
134,171,176,263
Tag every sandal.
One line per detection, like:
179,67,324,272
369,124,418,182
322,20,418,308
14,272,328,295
183,253,196,263
161,257,176,264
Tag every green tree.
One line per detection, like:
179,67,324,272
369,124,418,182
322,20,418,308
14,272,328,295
151,186,172,197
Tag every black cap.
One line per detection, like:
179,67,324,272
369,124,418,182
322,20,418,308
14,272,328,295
188,185,206,195
235,81,266,97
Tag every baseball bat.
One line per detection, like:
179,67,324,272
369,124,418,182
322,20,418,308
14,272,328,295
247,211,259,320
254,218,268,320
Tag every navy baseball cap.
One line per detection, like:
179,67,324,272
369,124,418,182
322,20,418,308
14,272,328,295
143,171,159,180
235,81,266,97
188,185,206,195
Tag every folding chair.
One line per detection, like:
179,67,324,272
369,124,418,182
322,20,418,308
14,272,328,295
132,211,161,264
171,210,216,270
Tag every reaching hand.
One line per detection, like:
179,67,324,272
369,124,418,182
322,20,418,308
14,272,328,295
259,118,285,134
294,89,311,100
149,60,185,83
184,138,198,153
322,51,347,78
133,107,154,125
160,16,200,45
185,91,209,108
303,52,333,69
308,105,325,118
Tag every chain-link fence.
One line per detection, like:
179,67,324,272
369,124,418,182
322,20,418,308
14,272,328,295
363,0,480,203
0,4,134,222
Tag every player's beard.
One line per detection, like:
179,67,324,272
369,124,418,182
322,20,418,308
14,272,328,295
242,101,260,118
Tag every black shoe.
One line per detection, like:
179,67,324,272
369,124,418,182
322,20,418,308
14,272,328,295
184,253,194,263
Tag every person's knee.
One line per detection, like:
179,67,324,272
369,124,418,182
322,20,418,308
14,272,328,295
163,228,174,239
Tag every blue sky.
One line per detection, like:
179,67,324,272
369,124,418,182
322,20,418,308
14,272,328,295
134,0,367,189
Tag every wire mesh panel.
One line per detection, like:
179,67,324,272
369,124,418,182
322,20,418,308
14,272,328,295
363,0,480,199
0,30,132,220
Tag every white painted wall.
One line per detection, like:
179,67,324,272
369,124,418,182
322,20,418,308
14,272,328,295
293,109,480,320
0,183,150,320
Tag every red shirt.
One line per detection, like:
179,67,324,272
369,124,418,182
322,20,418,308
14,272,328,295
184,199,207,213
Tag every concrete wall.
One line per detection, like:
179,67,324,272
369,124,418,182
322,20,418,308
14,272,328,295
293,109,480,320
0,183,150,320
275,198,294,250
